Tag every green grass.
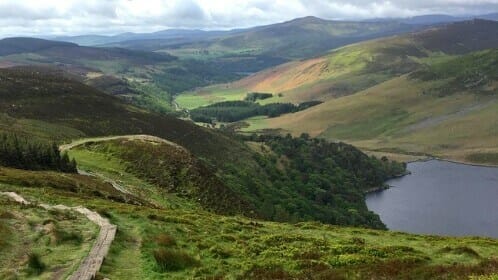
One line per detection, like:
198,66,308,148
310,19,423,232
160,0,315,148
67,144,199,210
173,36,420,111
0,142,497,279
0,114,85,141
466,153,498,165
174,93,216,109
268,74,498,164
0,195,98,279
2,180,498,279
231,48,498,164
240,116,270,132
321,108,411,140
153,248,199,272
176,87,247,110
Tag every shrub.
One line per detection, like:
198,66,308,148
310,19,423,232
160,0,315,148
293,250,322,260
349,237,366,246
153,248,199,272
209,246,232,259
244,92,273,102
0,211,15,219
54,229,83,245
155,233,177,247
439,246,481,258
0,222,10,249
242,265,293,279
27,253,46,275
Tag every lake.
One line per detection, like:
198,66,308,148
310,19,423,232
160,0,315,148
366,160,498,238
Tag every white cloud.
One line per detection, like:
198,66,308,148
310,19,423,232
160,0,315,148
0,0,496,37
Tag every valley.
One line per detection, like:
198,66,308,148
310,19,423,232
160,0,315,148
1,8,498,279
178,20,498,165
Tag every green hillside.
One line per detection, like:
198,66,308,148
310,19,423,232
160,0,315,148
0,65,497,278
1,17,498,280
178,20,498,164
161,17,420,60
0,67,405,227
0,38,244,113
0,193,98,279
1,138,497,279
264,49,498,164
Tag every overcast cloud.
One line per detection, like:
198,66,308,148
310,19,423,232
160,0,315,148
0,0,497,37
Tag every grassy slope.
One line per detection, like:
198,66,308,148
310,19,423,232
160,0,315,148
1,68,398,227
0,67,250,161
1,143,498,279
178,20,498,164
0,38,244,113
178,20,498,109
163,17,419,60
0,67,266,213
66,136,407,229
265,49,498,163
176,39,404,109
68,138,254,216
0,194,98,279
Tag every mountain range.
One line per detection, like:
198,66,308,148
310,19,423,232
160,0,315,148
51,13,498,49
1,13,498,279
178,19,498,164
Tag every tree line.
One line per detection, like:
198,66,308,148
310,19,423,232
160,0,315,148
221,133,406,228
244,92,273,102
0,133,77,173
190,100,323,123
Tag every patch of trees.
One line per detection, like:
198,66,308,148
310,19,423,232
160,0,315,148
0,134,77,173
190,100,323,123
221,134,406,228
244,92,273,102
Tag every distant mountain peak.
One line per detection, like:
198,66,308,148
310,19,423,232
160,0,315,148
286,16,327,24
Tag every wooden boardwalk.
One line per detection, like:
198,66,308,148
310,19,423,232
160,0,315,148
1,192,116,280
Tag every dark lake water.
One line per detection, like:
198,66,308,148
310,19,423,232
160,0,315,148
366,160,498,238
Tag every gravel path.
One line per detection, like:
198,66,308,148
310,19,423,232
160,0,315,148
0,192,116,280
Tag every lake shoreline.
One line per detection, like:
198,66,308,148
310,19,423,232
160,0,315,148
372,157,498,196
367,159,498,238
406,157,498,168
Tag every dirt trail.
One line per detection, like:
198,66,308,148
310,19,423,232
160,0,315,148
1,192,30,204
78,169,131,195
0,192,116,280
59,134,186,153
60,134,184,201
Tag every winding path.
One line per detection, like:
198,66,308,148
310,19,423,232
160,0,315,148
60,134,179,207
59,134,186,153
0,135,176,279
0,192,116,280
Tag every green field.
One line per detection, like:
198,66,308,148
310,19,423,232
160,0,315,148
176,86,248,110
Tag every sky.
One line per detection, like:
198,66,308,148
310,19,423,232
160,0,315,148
0,0,497,37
